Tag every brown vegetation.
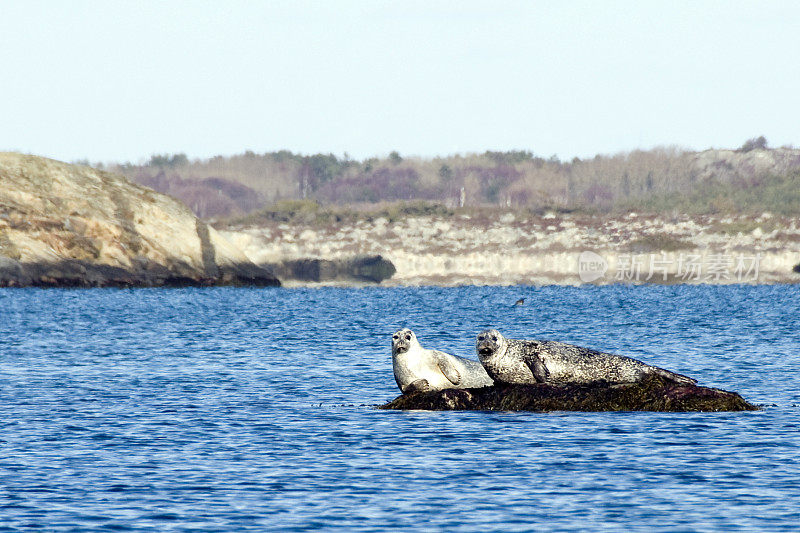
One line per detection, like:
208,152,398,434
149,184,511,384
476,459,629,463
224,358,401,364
94,138,800,220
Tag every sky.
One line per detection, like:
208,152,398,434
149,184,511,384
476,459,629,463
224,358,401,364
1,0,799,164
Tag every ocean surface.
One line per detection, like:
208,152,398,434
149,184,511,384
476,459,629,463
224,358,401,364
1,285,799,531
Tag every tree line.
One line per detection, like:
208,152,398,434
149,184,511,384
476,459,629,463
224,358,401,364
91,137,800,219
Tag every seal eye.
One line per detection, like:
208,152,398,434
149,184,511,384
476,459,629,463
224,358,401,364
478,335,484,341
393,334,398,340
492,336,497,342
405,334,411,341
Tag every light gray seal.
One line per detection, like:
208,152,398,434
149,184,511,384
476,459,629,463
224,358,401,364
476,328,696,385
392,328,494,394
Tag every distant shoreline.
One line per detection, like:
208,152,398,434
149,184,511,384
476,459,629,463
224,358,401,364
4,152,798,288
221,211,800,287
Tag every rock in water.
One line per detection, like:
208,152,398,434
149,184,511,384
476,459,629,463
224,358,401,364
379,375,758,412
0,153,279,287
350,255,396,283
265,255,396,284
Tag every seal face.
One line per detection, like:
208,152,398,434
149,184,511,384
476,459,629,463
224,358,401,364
392,328,493,394
392,329,414,355
476,328,696,386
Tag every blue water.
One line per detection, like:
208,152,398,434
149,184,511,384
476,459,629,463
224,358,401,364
1,285,799,531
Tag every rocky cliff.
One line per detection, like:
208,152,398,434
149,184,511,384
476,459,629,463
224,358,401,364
0,153,279,287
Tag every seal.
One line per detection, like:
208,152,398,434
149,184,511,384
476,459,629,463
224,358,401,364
475,328,696,385
392,328,494,394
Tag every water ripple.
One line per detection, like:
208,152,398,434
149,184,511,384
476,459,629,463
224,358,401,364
1,285,799,531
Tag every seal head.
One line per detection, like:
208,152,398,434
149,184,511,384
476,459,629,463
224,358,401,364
392,328,417,355
476,329,506,361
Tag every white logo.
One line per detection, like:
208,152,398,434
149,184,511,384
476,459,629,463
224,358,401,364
578,251,608,282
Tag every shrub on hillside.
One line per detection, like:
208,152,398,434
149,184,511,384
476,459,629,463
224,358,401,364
738,136,768,153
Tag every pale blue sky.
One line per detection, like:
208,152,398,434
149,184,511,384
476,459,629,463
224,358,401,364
1,0,799,163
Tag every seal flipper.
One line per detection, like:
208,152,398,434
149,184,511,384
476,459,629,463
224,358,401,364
523,354,550,383
652,367,697,385
436,354,462,385
402,379,430,394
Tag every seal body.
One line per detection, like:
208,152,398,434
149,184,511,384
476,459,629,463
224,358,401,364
476,329,696,385
392,328,493,394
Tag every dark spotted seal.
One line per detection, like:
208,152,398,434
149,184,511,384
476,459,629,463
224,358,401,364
476,328,696,385
392,328,493,394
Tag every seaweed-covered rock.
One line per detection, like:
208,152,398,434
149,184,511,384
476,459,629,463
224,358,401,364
379,375,757,412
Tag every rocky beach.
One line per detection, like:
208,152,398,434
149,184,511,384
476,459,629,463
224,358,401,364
221,210,800,286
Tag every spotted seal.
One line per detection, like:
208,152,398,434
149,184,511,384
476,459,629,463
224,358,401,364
392,328,494,394
476,328,696,385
